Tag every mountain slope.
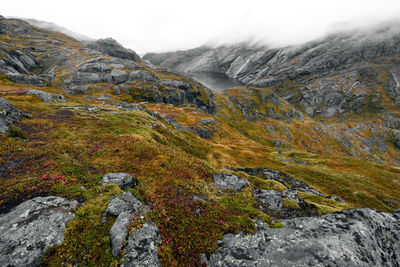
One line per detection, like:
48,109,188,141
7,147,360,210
0,15,400,266
144,22,400,118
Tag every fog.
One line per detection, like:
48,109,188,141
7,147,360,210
2,0,400,54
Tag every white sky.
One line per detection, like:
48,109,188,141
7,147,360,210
2,0,400,54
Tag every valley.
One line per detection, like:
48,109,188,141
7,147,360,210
0,14,399,267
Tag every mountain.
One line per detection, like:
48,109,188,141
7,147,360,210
0,14,399,266
144,22,400,118
19,17,93,41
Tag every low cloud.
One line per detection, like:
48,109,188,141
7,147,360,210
3,0,400,53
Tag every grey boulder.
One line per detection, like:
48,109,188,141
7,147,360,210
121,223,161,267
0,196,78,267
108,69,127,84
87,38,141,62
0,97,22,134
106,192,143,256
209,208,400,267
213,172,249,191
7,73,46,87
110,211,133,257
102,173,138,189
26,89,66,102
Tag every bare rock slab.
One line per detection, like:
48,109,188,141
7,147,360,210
0,196,78,266
101,172,138,190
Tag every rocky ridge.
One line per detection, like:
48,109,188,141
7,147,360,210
144,22,400,118
0,196,78,266
209,208,400,267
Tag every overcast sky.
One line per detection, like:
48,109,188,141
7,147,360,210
2,0,400,54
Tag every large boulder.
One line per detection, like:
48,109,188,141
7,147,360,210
0,196,78,266
101,173,138,190
110,211,133,257
105,192,143,256
108,69,128,84
0,97,22,134
213,172,249,191
121,223,161,267
87,38,141,62
105,192,142,216
209,208,400,266
7,73,46,87
26,89,66,102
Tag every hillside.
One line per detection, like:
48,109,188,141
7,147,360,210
0,15,400,266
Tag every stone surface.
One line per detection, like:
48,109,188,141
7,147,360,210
7,73,46,87
105,192,142,217
87,38,141,62
0,97,22,134
106,192,143,257
213,172,249,191
144,23,400,117
26,89,66,102
101,173,138,189
0,196,78,267
110,211,133,257
209,208,400,267
121,223,161,267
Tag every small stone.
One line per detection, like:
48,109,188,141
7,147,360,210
102,173,138,190
213,172,249,191
110,211,133,257
121,223,161,267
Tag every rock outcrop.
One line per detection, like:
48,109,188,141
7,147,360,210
209,208,400,267
0,196,78,266
0,97,22,134
26,89,66,102
86,38,141,62
145,22,400,118
121,223,161,267
101,172,138,190
213,172,250,191
104,191,143,257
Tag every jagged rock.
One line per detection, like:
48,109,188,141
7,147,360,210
106,192,143,256
101,173,138,189
233,168,325,197
66,84,91,95
121,223,161,267
209,208,400,267
105,192,142,216
381,112,400,129
128,70,157,82
253,189,283,211
108,69,127,84
159,80,190,90
87,38,141,62
26,89,66,102
0,196,78,267
0,97,22,134
7,73,46,87
221,88,304,121
145,23,400,117
213,172,249,191
110,211,133,257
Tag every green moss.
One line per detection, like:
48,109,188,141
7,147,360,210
269,221,284,228
282,198,301,210
43,184,122,266
5,126,25,139
241,173,286,192
298,191,351,214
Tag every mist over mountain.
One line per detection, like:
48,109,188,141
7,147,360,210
17,17,93,41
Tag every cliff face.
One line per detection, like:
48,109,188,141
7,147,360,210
144,23,400,118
